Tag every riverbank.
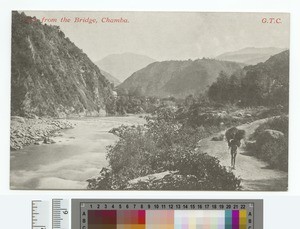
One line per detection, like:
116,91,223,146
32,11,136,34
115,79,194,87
10,116,73,150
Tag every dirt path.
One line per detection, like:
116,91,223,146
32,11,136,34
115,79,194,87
196,118,288,191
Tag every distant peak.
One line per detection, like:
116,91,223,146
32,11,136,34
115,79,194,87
95,52,156,82
103,52,155,59
215,47,287,65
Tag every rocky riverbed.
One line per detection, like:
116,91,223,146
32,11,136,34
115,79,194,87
10,116,73,150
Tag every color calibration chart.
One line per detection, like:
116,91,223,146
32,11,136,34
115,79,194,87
72,199,263,229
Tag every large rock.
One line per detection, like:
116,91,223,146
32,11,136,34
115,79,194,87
128,171,177,185
256,129,284,147
262,129,284,139
211,134,224,141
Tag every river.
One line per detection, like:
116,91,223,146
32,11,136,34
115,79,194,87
10,115,146,190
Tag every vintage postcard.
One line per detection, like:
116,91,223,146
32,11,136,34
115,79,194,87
10,11,289,190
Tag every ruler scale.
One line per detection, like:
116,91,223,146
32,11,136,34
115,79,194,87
52,199,70,229
31,199,70,229
32,200,51,229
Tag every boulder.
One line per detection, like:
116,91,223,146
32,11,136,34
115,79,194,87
262,129,284,139
43,137,55,144
128,171,177,185
256,129,284,147
211,134,224,141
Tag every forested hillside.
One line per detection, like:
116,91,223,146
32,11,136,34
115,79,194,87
119,59,244,98
209,50,289,107
11,11,114,118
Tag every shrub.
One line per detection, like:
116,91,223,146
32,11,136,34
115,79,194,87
260,137,288,171
88,106,241,190
170,151,241,190
249,115,288,171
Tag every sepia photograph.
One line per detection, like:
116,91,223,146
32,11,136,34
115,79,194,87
10,11,289,191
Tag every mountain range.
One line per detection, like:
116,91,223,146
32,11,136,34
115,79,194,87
215,47,286,65
118,58,244,98
95,53,156,82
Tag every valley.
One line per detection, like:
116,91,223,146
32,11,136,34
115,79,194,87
10,11,289,191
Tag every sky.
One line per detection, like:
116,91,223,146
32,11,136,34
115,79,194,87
23,11,290,62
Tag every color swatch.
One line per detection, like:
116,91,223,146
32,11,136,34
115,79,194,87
88,209,248,229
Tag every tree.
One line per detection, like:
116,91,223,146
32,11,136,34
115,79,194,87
208,71,232,103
